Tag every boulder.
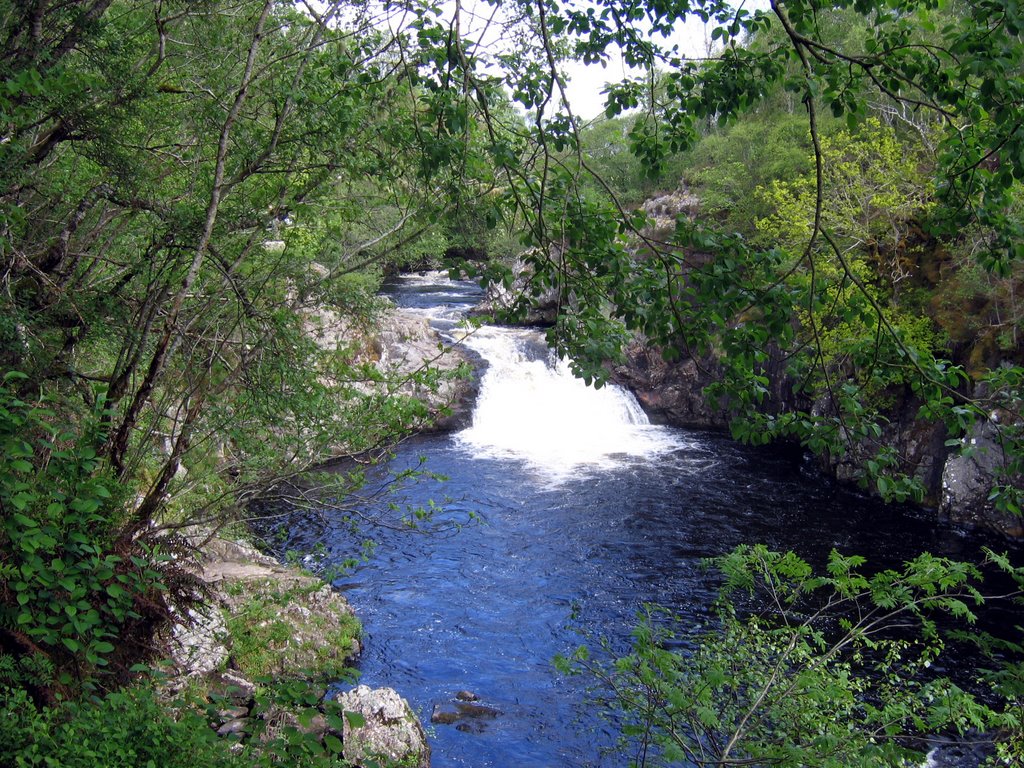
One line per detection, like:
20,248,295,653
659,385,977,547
940,421,1024,536
300,295,476,434
335,685,429,768
217,577,361,679
164,602,229,678
430,700,500,726
610,338,728,428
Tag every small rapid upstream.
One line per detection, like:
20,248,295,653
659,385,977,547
273,273,1018,767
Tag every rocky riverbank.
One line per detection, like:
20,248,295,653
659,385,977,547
130,289,485,764
305,291,479,435
608,187,1023,538
148,277,492,766
160,533,430,767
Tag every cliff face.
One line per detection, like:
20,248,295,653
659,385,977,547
612,334,1021,536
610,339,728,428
607,186,1024,538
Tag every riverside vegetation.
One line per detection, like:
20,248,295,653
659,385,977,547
1,1,1024,766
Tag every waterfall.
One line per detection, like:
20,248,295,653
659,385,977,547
453,324,685,479
382,271,689,480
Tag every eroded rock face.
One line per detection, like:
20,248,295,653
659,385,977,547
610,338,728,428
941,422,1024,536
165,602,229,677
335,685,430,768
611,334,1024,535
810,389,950,506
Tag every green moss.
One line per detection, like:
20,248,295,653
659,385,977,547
222,580,360,680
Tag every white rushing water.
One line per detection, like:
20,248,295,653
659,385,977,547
452,324,687,480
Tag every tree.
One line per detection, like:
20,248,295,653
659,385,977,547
428,0,1024,510
2,0,1023,734
558,545,1024,767
0,0,496,692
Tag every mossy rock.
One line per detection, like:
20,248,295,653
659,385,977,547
220,578,361,680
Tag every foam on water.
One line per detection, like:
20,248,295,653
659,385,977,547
453,325,686,479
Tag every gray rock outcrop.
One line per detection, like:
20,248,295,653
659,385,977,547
640,184,700,238
469,255,561,327
374,308,479,431
941,421,1024,536
335,685,430,768
165,603,229,678
301,290,476,433
161,535,361,684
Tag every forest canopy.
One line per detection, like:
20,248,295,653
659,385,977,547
1,0,1023,764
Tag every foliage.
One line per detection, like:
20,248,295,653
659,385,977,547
0,685,232,768
558,545,1024,767
0,374,169,688
756,118,936,281
681,113,815,236
3,0,1024,763
434,0,1024,508
0,0,495,704
222,579,361,680
0,681,384,768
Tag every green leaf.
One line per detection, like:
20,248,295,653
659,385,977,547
106,583,126,599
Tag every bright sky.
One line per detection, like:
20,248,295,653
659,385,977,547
559,22,718,120
321,0,771,121
559,0,773,119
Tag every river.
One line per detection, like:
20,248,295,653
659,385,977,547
271,272,1020,767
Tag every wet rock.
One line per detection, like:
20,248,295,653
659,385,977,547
455,701,500,719
430,694,501,731
335,685,429,768
941,421,1024,536
430,703,460,725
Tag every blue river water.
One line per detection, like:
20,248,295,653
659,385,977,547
269,273,1021,767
